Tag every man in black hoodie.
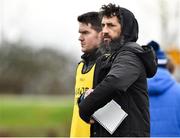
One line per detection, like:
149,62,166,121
78,3,157,137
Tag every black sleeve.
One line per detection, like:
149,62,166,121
78,51,143,123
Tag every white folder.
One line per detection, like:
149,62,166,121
92,100,128,135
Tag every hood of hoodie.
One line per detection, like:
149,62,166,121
147,67,175,95
127,44,157,78
120,7,139,43
106,41,157,78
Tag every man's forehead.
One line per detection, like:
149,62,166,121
101,16,119,23
79,22,92,27
78,23,93,32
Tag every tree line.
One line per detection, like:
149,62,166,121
0,41,76,95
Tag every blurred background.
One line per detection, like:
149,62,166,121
0,0,180,137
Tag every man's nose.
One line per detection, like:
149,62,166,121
78,35,84,41
102,25,109,34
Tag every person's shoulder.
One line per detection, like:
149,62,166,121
115,46,140,61
123,42,143,53
174,81,180,91
116,42,142,57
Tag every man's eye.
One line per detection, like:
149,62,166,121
81,32,88,35
108,24,114,27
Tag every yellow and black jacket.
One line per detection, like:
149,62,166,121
70,50,101,137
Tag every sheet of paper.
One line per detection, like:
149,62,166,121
92,100,128,134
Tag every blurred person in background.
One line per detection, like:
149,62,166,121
147,40,180,137
70,11,102,137
78,3,157,137
166,57,175,74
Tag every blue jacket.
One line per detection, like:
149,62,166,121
148,67,180,137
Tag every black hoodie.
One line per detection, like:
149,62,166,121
78,7,157,137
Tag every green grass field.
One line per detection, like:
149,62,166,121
0,95,74,137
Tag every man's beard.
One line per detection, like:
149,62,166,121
99,36,124,54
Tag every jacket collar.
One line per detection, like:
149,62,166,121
81,48,101,62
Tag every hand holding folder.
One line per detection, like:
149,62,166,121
84,89,128,134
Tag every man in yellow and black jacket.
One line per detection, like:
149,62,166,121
70,11,102,137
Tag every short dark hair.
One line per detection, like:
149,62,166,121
77,12,102,32
100,3,121,24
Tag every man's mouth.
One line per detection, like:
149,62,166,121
103,37,111,43
103,34,111,41
104,37,111,40
81,43,85,46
